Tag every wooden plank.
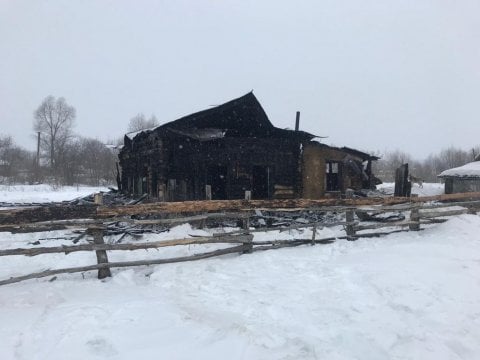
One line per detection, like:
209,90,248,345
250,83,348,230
2,192,480,226
252,228,421,249
97,192,480,218
219,220,351,236
0,235,253,258
0,219,100,233
419,200,480,210
419,209,469,218
0,245,245,286
0,205,96,225
133,212,250,225
355,220,419,231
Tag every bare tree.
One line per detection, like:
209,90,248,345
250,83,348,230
373,150,413,181
46,136,117,186
33,96,76,171
78,138,117,185
0,135,13,181
127,113,158,133
374,146,477,183
0,134,35,183
438,146,469,169
55,137,82,185
0,135,13,158
471,146,480,161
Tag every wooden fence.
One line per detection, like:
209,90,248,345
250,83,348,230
1,194,480,286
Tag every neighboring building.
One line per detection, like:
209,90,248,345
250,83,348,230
438,161,480,194
118,92,379,201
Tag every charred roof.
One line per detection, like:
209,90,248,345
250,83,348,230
308,142,380,161
124,92,316,144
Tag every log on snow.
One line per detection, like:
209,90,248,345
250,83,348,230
0,234,253,257
2,191,480,225
0,245,245,286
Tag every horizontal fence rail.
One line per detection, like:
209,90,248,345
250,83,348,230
1,194,479,286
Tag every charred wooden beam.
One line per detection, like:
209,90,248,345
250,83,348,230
2,192,480,226
0,205,96,226
97,192,480,218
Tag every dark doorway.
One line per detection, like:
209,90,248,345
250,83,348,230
208,165,227,199
252,166,270,199
151,172,158,197
326,161,341,191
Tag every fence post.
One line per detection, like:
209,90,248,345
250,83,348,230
89,226,111,279
199,216,206,229
409,207,420,231
311,223,317,245
345,209,357,241
242,213,250,231
242,234,253,254
242,215,253,253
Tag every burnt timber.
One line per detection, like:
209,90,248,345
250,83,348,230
3,192,480,226
118,92,379,201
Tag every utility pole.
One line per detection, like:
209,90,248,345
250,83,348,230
35,132,41,182
36,132,40,167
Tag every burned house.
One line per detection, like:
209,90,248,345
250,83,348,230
118,92,379,200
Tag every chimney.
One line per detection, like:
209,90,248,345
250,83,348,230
295,111,300,131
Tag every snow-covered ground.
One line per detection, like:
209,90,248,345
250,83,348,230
1,183,480,359
377,182,444,197
0,184,110,204
1,216,480,359
0,182,444,204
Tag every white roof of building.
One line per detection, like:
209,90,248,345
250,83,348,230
438,161,480,178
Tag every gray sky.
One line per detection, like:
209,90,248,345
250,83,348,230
1,0,479,159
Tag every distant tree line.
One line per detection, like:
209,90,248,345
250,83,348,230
374,146,480,182
0,97,118,186
0,132,119,186
0,135,34,183
0,96,161,187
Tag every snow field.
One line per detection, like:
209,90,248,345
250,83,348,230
0,183,478,359
0,184,110,204
1,215,480,359
377,182,444,197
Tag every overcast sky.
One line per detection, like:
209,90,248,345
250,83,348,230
1,0,479,159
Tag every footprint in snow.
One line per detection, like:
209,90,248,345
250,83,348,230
86,337,118,357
